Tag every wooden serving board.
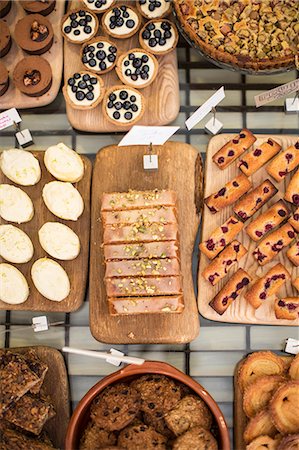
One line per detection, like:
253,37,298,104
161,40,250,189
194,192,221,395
89,142,202,344
198,134,299,326
11,346,70,449
0,0,64,109
64,0,179,132
0,150,91,312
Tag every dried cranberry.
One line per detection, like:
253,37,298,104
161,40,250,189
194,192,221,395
254,249,266,262
294,214,299,221
222,297,228,305
236,282,243,290
232,139,239,144
264,280,270,289
278,209,286,217
238,211,247,220
226,259,233,265
287,303,298,311
267,139,274,146
217,187,226,197
220,238,226,246
206,239,215,251
231,292,238,299
228,150,234,157
295,142,299,149
242,277,249,286
259,292,266,300
292,194,299,205
256,198,262,204
255,230,263,237
287,230,295,238
221,226,228,233
278,300,285,307
265,224,273,231
208,275,215,284
218,156,225,164
285,153,293,162
233,181,239,187
253,148,262,156
279,171,287,177
239,160,248,169
228,219,238,225
233,244,240,252
263,187,269,194
239,133,245,138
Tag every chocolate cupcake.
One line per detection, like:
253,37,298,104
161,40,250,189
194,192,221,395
0,1,11,18
15,14,53,55
82,0,115,14
20,1,56,16
0,20,11,58
13,56,52,97
102,5,141,39
139,19,178,55
81,37,117,74
61,8,98,44
103,85,145,126
116,48,158,89
0,61,9,96
137,0,172,19
63,71,105,110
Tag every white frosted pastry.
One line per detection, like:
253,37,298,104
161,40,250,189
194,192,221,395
0,263,29,304
44,143,84,182
0,184,34,223
0,149,41,186
39,222,80,260
31,258,70,302
42,181,84,221
0,224,34,264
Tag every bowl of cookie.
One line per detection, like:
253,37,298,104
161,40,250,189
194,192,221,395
65,360,230,449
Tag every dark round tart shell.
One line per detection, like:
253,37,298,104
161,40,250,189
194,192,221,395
0,0,11,18
0,61,9,96
0,19,11,58
20,0,56,16
13,55,52,97
15,14,54,55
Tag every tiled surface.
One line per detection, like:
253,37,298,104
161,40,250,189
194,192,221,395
0,30,298,449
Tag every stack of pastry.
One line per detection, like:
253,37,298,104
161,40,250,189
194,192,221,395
236,351,299,450
101,189,184,315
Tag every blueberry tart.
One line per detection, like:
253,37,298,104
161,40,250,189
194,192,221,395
139,19,178,55
61,8,98,44
137,0,172,19
102,5,141,39
63,71,104,110
116,48,158,89
15,14,54,55
13,56,52,97
81,37,117,74
20,0,56,16
82,0,115,14
103,85,145,126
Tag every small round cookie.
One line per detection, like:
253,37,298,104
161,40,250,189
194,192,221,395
61,8,98,44
0,148,41,186
82,0,115,14
243,375,286,418
20,0,56,16
39,222,80,261
0,184,34,224
44,143,84,182
243,410,277,444
13,56,52,97
0,263,29,305
172,427,218,450
42,181,84,221
277,434,299,450
102,5,141,39
79,422,117,449
247,435,279,450
139,19,178,55
14,14,54,55
0,224,34,264
0,61,9,96
90,383,141,431
63,71,104,110
31,258,70,302
81,37,117,74
289,354,299,380
0,20,11,57
116,48,158,89
103,85,145,127
137,0,172,19
270,381,299,434
143,412,174,439
118,423,167,449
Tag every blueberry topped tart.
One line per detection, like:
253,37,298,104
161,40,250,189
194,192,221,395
82,0,115,14
63,71,104,109
116,48,158,89
61,9,98,44
139,19,178,55
103,85,145,126
81,37,118,74
137,0,172,19
102,5,141,39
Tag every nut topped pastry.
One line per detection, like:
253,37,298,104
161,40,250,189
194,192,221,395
102,5,141,39
15,14,54,55
13,56,52,97
140,19,178,55
61,8,98,44
63,71,104,110
81,37,117,74
116,48,159,89
137,0,172,19
20,0,56,16
103,85,145,126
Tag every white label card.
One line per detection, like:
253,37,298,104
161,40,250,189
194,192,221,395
0,108,22,131
118,126,180,147
255,79,299,108
185,86,225,130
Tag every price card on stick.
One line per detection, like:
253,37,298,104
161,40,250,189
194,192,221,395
0,108,21,131
185,86,225,130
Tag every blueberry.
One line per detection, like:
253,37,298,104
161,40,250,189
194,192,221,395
140,0,146,4
128,53,135,60
131,74,138,81
125,69,131,76
147,22,155,31
109,93,116,101
120,5,127,11
124,111,132,120
109,45,117,53
71,85,77,93
126,19,135,28
74,73,81,79
120,90,128,100
84,26,92,33
89,53,95,58
86,15,92,22
164,30,172,39
159,38,166,46
89,45,95,52
86,92,94,101
78,80,87,89
142,54,149,63
113,111,120,119
116,17,124,26
83,74,90,81
83,46,89,54
89,59,96,67
154,29,161,38
141,72,148,80
68,77,75,86
107,101,114,109
95,0,102,6
131,103,138,112
110,23,116,29
76,90,85,101
161,21,170,31
74,29,80,35
123,11,129,18
108,53,116,63
79,18,85,26
71,20,78,28
90,77,98,84
133,58,142,68
149,37,157,47
114,101,122,110
135,68,141,75
79,10,86,17
97,42,104,49
96,50,105,60
64,26,71,34
149,3,155,11
99,61,107,70
70,13,77,20
143,64,149,72
123,101,131,110
87,85,94,91
114,8,121,17
142,29,151,39
130,95,136,102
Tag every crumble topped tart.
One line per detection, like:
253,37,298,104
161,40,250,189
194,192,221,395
174,0,298,71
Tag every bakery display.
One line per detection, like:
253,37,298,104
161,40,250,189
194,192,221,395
31,257,71,302
287,241,299,266
274,297,299,320
38,222,81,261
44,143,85,183
102,5,141,39
0,148,41,186
285,170,299,206
0,184,34,224
253,223,296,266
81,37,117,74
0,61,9,96
0,263,29,304
63,71,104,109
266,142,299,182
174,0,298,73
212,129,256,170
103,85,145,126
15,14,54,55
42,180,84,221
0,19,11,57
137,0,172,19
20,0,56,16
289,208,299,232
245,200,289,242
116,48,159,89
238,138,281,177
0,0,11,18
82,0,115,13
140,19,178,55
0,224,34,264
61,8,98,43
13,55,53,97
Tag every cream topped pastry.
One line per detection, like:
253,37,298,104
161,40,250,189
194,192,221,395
61,9,98,44
81,38,117,74
102,5,141,39
103,85,145,126
82,0,115,13
63,71,104,109
137,0,171,19
140,19,178,55
116,48,158,89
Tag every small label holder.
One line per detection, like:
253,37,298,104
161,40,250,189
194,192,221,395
285,91,299,113
285,338,299,355
143,142,158,170
205,106,224,135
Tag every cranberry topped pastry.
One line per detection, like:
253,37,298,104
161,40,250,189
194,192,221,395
61,9,98,44
213,129,256,170
116,48,158,89
253,223,296,266
274,297,299,321
81,38,117,74
102,5,141,39
139,19,178,55
266,142,299,182
15,14,53,55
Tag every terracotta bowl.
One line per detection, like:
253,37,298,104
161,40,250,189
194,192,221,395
65,361,231,450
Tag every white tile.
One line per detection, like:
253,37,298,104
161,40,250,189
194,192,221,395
247,112,298,129
28,135,73,149
70,375,104,402
70,301,89,325
22,114,71,131
0,136,16,148
130,351,185,372
190,90,241,107
67,353,122,376
190,352,245,376
218,402,233,428
9,325,65,348
190,69,241,84
69,326,125,352
129,344,185,351
250,327,299,350
192,112,243,130
193,377,233,403
190,134,210,153
0,311,6,323
191,327,246,350
246,71,297,85
76,134,120,154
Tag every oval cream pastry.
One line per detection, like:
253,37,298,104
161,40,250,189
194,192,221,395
0,224,34,263
0,148,41,186
42,181,84,221
39,222,80,260
0,184,34,223
44,143,84,182
0,263,29,304
31,258,70,302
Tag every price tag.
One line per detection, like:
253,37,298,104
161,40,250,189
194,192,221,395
16,129,33,147
32,316,49,332
143,154,158,170
118,125,179,147
285,96,299,113
285,338,299,355
0,108,22,131
255,79,299,108
185,86,225,130
205,116,223,135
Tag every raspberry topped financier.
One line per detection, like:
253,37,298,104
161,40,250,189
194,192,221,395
213,129,256,170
